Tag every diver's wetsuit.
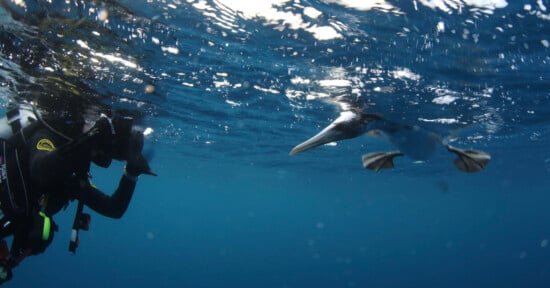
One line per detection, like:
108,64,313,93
27,127,136,218
0,110,153,285
2,124,137,265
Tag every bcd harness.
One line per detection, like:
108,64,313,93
0,107,91,256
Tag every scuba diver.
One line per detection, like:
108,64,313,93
0,105,156,285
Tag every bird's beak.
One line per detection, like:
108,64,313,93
289,110,380,155
289,122,346,155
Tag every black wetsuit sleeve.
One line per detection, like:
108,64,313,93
27,127,136,218
78,175,136,219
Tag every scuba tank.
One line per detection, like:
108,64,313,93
0,105,58,257
0,105,93,254
0,105,38,140
0,105,40,228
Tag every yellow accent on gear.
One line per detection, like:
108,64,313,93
39,211,51,241
37,139,56,151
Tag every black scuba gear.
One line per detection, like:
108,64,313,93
110,116,156,176
89,115,115,168
0,106,156,283
112,116,133,161
26,126,138,216
11,210,56,256
125,129,157,176
126,154,157,177
52,114,139,167
0,117,139,252
0,258,12,285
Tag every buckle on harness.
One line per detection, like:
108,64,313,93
6,109,22,135
0,209,11,238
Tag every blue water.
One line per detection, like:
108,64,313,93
1,0,550,287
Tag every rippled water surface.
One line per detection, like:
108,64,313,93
1,0,550,287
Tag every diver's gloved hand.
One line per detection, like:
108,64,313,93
125,130,156,177
126,154,157,177
0,259,12,285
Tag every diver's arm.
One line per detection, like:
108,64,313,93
78,173,136,219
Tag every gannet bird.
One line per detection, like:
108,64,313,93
290,108,490,173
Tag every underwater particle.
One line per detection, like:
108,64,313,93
437,21,445,33
307,239,316,247
541,239,548,248
161,46,180,55
541,40,549,48
98,9,109,22
143,127,154,136
146,232,155,240
145,84,155,94
519,251,528,259
225,99,240,107
436,181,449,193
76,39,90,49
316,222,325,229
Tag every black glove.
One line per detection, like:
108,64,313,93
126,154,157,177
0,259,12,285
125,130,156,176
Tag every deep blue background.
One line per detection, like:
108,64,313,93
1,0,550,287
